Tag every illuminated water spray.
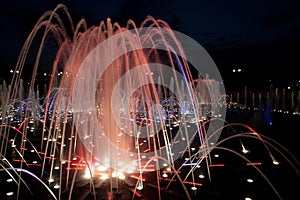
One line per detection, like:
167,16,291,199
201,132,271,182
0,4,298,200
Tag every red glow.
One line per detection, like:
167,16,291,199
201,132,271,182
65,167,85,170
246,162,262,166
71,162,86,167
130,189,143,197
162,170,181,174
182,181,202,186
208,163,225,167
147,183,165,190
130,175,146,181
45,156,57,160
143,148,150,153
13,159,26,162
27,163,42,167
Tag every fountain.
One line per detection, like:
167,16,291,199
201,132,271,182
0,4,299,200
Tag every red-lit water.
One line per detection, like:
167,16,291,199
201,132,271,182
0,4,299,200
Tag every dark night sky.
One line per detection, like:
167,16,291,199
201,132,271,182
0,0,300,86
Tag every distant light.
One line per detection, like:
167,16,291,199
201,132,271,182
233,68,242,73
97,165,107,171
83,171,92,179
100,174,109,180
273,160,279,165
48,178,54,183
242,148,249,154
191,186,197,190
119,174,126,180
6,192,14,196
10,70,13,73
6,178,13,182
288,86,291,90
246,178,253,183
54,184,60,189
137,181,143,190
199,174,205,179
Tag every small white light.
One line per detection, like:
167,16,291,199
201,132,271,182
191,186,197,190
54,184,60,189
246,178,253,183
199,174,205,179
6,192,14,196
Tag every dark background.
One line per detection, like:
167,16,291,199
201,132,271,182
0,0,299,90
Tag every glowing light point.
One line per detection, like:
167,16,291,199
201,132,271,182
6,192,14,196
241,145,249,154
48,178,54,183
7,178,13,182
54,184,60,189
137,180,143,190
273,160,279,165
119,173,126,180
246,178,253,183
191,186,197,190
100,174,109,180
